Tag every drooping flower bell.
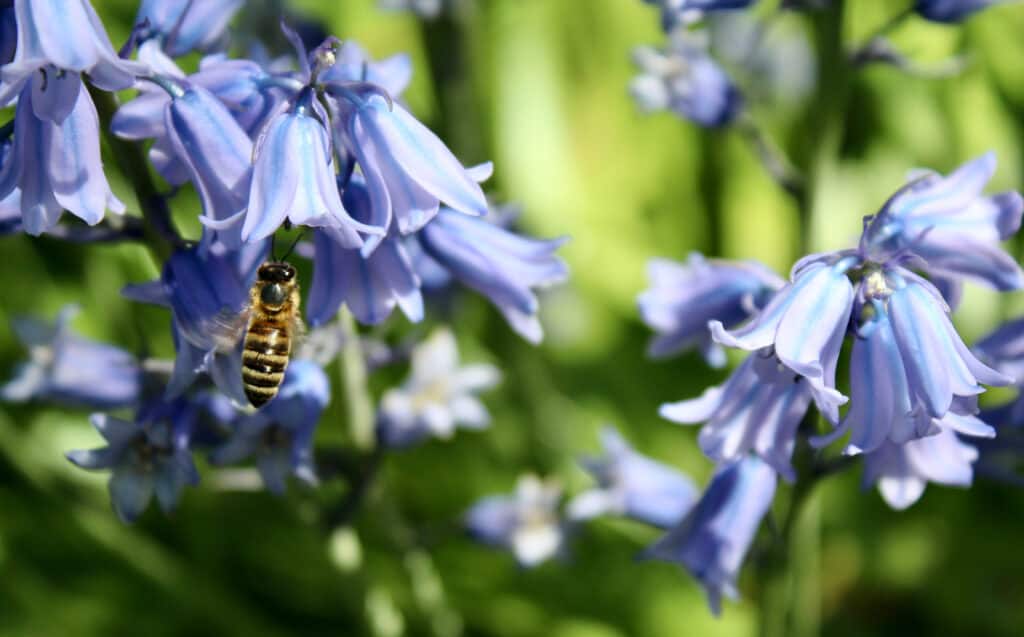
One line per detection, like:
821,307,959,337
134,0,243,57
465,474,566,568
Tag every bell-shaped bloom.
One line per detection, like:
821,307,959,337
863,414,990,510
332,89,489,234
135,0,243,57
710,256,856,422
1,305,141,409
861,153,1024,291
646,456,776,616
465,474,566,568
239,91,376,245
377,328,500,448
567,426,698,529
307,177,423,326
416,208,569,344
630,33,742,128
915,0,1003,23
66,398,200,523
974,316,1024,428
0,0,146,105
638,253,782,364
319,42,412,99
642,0,756,31
661,351,812,481
209,360,327,493
0,75,125,235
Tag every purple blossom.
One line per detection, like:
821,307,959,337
415,208,569,344
67,398,200,523
135,0,243,57
0,75,125,235
0,0,146,105
861,153,1024,292
377,328,500,448
630,33,743,128
465,474,566,567
0,3,15,66
661,351,812,481
1,305,141,409
319,42,412,99
915,0,1004,22
646,456,776,616
568,426,698,528
209,360,328,493
638,253,783,364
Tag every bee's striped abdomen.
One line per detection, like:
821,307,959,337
242,319,292,407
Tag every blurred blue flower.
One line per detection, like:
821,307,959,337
377,328,500,448
710,256,856,422
567,426,698,528
1,305,141,409
0,3,15,66
861,152,1024,292
915,0,1003,22
416,208,569,344
465,474,566,568
67,398,200,523
320,42,412,99
209,360,327,493
331,89,490,235
0,75,125,235
642,0,755,31
646,456,776,616
378,0,444,19
307,177,423,327
661,351,812,481
135,0,243,57
630,33,743,128
638,253,783,365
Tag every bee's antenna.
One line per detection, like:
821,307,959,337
280,229,306,262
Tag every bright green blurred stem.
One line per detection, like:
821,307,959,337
338,306,376,451
90,85,183,265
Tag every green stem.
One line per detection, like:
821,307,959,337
338,307,376,451
89,85,183,265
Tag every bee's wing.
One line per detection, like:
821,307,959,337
201,305,252,353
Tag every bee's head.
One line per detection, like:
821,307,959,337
258,262,296,283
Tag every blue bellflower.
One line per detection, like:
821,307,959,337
975,316,1024,428
67,398,200,523
307,176,424,326
0,75,125,235
630,32,742,128
638,253,783,364
0,3,15,66
465,474,566,568
661,351,813,481
0,0,146,105
209,360,328,493
135,0,243,57
377,328,501,448
1,305,141,409
568,426,698,529
646,456,776,616
915,0,1004,22
320,42,412,99
415,208,570,344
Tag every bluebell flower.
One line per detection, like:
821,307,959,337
330,88,490,235
646,456,776,616
638,253,783,364
415,208,569,344
67,398,200,523
377,328,500,448
661,350,813,481
630,33,743,128
0,75,125,235
567,426,698,528
0,3,15,66
642,0,755,31
465,474,566,568
307,176,423,327
240,88,378,244
319,42,412,99
710,256,857,422
209,360,327,493
135,0,243,57
861,153,1024,292
1,305,141,409
915,0,1004,23
0,0,146,106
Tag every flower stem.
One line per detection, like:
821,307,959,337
89,85,183,265
338,307,376,451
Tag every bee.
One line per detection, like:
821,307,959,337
240,261,303,408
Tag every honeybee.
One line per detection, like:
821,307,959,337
240,261,303,407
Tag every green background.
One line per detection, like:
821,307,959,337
2,0,1024,635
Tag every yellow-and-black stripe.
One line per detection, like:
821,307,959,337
242,320,292,407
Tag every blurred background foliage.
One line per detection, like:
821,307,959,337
2,0,1024,635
